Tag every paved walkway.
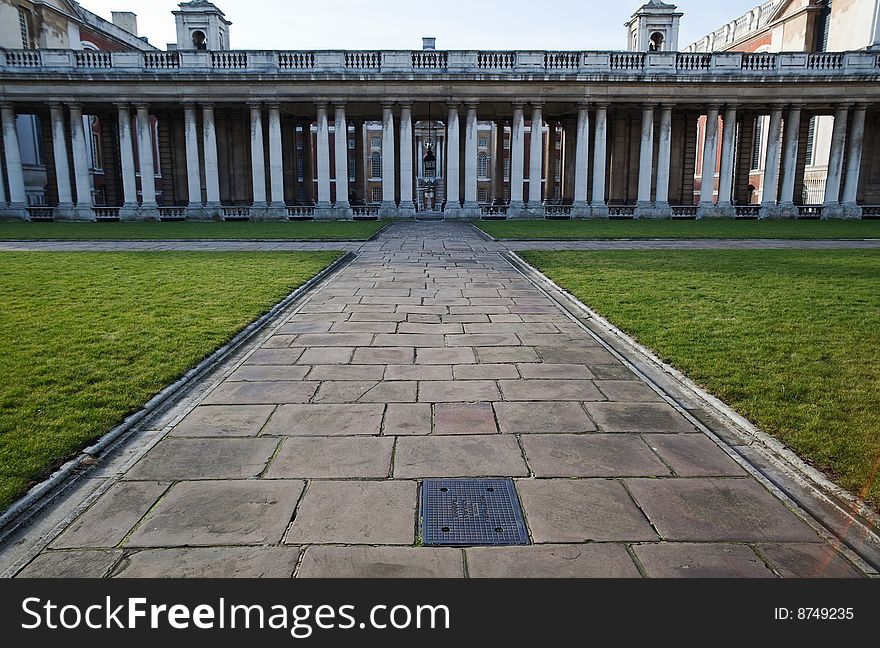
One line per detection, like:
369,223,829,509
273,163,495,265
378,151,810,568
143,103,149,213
7,222,870,577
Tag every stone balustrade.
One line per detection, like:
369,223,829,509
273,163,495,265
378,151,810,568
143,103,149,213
1,48,878,77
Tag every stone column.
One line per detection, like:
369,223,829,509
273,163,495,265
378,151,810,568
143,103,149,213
70,104,97,219
135,104,157,215
716,105,738,217
841,104,867,218
573,105,590,217
202,104,221,215
759,107,783,218
315,104,332,210
268,104,286,216
494,120,506,204
183,103,202,216
463,103,479,214
0,104,27,219
445,103,461,215
592,104,609,217
654,104,674,218
823,106,851,218
398,103,415,216
697,105,720,218
301,119,316,204
380,104,397,215
510,105,526,215
248,104,268,212
528,104,544,210
332,104,350,214
49,103,74,218
778,105,802,218
634,105,655,218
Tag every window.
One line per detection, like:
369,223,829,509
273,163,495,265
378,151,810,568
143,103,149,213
478,137,488,148
504,137,510,150
649,32,665,52
815,0,832,52
478,188,489,203
554,159,561,182
16,115,43,167
88,116,103,172
751,117,764,170
370,187,382,203
348,157,356,181
477,152,490,179
192,30,207,51
370,152,382,179
18,8,31,49
296,134,304,150
348,138,355,150
370,136,381,149
503,158,510,181
296,158,304,180
805,117,816,166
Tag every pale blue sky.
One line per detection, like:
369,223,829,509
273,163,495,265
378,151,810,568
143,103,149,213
82,0,763,51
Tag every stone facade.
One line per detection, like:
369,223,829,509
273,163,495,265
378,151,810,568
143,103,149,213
0,1,878,221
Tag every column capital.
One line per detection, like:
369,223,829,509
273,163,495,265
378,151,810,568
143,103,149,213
529,102,544,110
247,101,264,109
446,103,460,113
315,101,329,110
852,102,868,111
48,101,65,111
381,102,395,111
464,101,479,110
660,102,675,110
332,102,346,111
576,101,591,110
0,103,16,113
398,101,413,110
134,103,150,112
266,103,282,111
200,103,216,110
511,103,525,111
705,104,721,112
68,103,84,113
594,102,610,110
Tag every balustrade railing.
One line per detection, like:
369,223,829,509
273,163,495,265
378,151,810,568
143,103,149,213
544,52,580,70
734,205,761,217
288,206,316,218
158,207,186,219
796,205,823,217
345,51,381,69
278,51,315,69
26,207,55,220
741,52,777,71
412,51,448,69
481,205,509,216
2,48,876,77
862,205,880,217
75,51,112,68
222,206,251,219
351,206,380,217
211,52,248,69
478,51,516,69
93,207,120,220
807,53,843,70
544,205,572,217
671,205,699,217
607,205,636,216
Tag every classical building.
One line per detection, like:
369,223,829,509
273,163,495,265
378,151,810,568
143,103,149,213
687,0,880,212
0,0,878,221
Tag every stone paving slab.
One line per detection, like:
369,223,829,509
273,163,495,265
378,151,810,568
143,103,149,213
114,547,302,578
297,546,464,578
632,543,775,578
8,221,872,578
466,544,641,578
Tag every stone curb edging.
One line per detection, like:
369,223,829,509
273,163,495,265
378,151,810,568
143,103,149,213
505,251,880,576
0,251,356,543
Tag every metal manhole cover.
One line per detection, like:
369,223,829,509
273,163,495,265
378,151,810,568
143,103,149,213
420,479,530,546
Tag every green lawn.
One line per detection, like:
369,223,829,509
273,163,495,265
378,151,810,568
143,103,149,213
520,249,880,508
0,251,341,509
478,219,880,240
0,220,387,241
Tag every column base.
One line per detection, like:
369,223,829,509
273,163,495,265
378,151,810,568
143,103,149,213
775,202,800,219
758,203,783,219
571,201,591,219
52,204,77,221
185,205,212,221
203,202,223,221
840,203,863,219
590,203,610,219
696,203,725,219
506,202,530,219
821,203,845,219
0,203,29,221
634,201,671,219
461,201,481,219
314,206,351,221
443,204,464,220
713,202,738,219
397,204,417,219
